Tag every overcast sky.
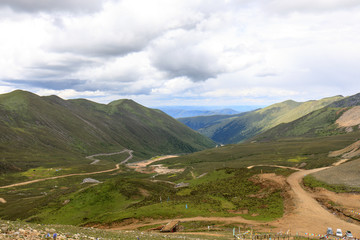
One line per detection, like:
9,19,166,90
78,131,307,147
0,0,359,107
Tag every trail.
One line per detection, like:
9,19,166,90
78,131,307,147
0,149,133,189
111,216,260,230
248,161,360,236
113,159,360,236
247,164,301,171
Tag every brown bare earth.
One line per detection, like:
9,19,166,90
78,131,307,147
127,155,183,175
328,140,360,158
310,188,360,209
111,159,360,237
2,149,360,237
336,106,360,127
272,167,360,236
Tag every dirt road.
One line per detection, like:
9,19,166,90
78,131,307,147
111,216,260,230
127,155,181,175
113,160,360,237
272,167,360,236
0,149,133,189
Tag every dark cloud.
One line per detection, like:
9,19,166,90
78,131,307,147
52,42,145,58
4,79,85,90
24,58,95,79
0,0,106,13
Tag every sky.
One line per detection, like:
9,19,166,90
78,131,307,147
0,0,360,108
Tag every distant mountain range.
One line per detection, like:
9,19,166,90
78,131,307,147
157,106,262,118
178,95,346,144
0,90,215,173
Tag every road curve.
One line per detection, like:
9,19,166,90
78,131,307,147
272,166,360,236
0,149,133,189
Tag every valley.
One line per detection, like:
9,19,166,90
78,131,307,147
1,90,360,239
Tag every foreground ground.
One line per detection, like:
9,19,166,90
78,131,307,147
106,162,360,237
1,140,360,238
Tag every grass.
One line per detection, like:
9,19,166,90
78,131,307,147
4,132,357,225
179,96,342,144
0,166,286,225
156,133,360,173
0,90,215,181
303,175,360,193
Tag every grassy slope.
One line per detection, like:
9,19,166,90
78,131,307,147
17,168,284,225
254,93,360,141
179,96,343,144
0,90,215,178
155,132,360,173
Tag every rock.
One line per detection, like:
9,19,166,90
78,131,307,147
1,226,9,233
174,182,189,188
81,178,101,184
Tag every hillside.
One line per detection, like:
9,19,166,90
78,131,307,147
0,90,215,175
179,96,343,144
254,93,360,141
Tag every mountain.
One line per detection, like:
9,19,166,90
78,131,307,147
0,90,215,173
158,106,240,118
254,93,360,141
179,96,343,144
178,112,250,132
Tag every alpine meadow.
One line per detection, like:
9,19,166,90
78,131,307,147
1,0,360,239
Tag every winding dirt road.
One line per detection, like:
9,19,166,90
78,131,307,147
272,166,360,236
113,160,360,237
0,149,133,189
2,150,360,237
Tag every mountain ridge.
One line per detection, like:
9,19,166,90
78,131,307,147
179,95,343,144
0,90,215,173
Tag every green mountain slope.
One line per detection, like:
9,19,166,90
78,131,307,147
254,93,360,141
179,96,343,144
0,90,215,173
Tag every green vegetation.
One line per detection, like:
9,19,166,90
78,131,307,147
0,90,215,185
0,167,285,225
156,133,360,173
303,175,360,193
179,96,342,144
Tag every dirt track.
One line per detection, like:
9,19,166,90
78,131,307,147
113,160,360,237
2,150,360,236
0,149,133,189
271,167,360,236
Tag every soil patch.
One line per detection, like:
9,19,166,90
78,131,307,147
336,106,360,127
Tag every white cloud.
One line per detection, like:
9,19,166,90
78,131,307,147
0,0,360,106
265,0,360,14
36,89,106,99
0,0,106,13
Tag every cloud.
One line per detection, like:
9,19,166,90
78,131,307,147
150,30,224,81
0,0,106,13
265,0,360,14
4,79,85,90
0,0,360,106
47,0,208,57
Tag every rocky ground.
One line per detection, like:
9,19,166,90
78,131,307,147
0,219,224,240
